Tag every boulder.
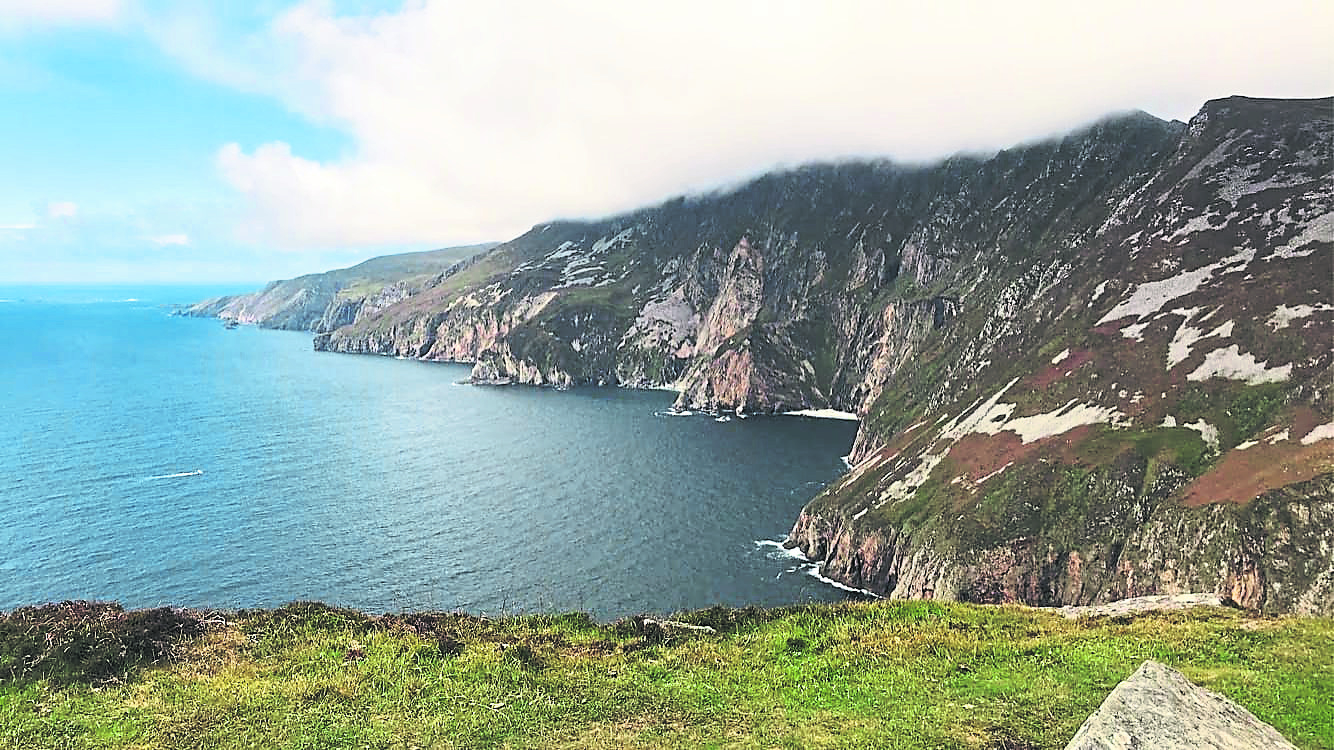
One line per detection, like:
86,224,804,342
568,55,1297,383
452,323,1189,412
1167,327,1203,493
1065,660,1296,749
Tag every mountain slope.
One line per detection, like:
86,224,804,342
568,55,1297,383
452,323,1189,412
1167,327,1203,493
302,96,1328,613
786,96,1334,614
184,243,496,332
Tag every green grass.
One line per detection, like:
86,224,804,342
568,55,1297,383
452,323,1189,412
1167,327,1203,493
2,601,1330,749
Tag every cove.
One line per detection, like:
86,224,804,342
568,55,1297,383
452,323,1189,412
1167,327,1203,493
0,286,858,618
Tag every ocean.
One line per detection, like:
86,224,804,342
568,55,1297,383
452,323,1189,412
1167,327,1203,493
0,285,859,619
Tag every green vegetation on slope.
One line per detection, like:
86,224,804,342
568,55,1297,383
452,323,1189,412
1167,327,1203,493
1,600,1330,749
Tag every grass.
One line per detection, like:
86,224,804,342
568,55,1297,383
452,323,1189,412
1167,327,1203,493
1,600,1330,749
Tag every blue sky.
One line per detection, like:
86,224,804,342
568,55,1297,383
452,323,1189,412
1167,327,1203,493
1,1,1331,283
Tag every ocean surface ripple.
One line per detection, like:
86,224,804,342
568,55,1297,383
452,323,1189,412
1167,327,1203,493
0,286,858,618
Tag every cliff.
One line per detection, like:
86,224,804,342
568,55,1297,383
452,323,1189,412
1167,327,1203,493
238,96,1333,613
781,96,1333,614
182,243,496,332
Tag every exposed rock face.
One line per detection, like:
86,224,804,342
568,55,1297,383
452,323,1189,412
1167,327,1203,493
203,96,1334,614
1064,660,1297,750
788,474,1334,614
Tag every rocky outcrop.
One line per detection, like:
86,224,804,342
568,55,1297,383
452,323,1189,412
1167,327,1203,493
1064,660,1297,749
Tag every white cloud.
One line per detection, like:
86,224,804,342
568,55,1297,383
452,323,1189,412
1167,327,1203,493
47,201,78,219
0,0,122,28
162,1,1334,249
150,233,190,246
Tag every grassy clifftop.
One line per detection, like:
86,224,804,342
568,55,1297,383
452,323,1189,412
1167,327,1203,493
2,600,1330,749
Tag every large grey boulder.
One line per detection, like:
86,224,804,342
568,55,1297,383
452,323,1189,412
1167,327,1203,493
1065,660,1296,749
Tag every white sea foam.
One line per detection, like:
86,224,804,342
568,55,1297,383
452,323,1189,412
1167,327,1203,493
145,470,203,480
805,566,880,597
654,409,693,417
754,539,880,597
754,538,809,561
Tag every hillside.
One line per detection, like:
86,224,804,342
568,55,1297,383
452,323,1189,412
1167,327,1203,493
184,243,496,332
217,96,1331,614
1,600,1330,749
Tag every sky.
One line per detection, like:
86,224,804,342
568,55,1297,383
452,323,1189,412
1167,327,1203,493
1,1,1330,283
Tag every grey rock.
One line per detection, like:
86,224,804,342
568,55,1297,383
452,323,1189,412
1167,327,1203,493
1058,593,1223,619
1064,660,1297,750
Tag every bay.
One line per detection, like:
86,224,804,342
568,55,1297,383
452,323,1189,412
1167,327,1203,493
0,285,858,618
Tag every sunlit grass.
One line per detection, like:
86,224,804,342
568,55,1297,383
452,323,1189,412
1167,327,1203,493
2,600,1330,749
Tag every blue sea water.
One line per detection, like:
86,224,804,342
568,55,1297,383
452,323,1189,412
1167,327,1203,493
0,285,859,619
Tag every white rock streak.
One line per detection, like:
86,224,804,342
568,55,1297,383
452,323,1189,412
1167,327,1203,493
1264,211,1333,260
1206,320,1234,339
874,379,1020,507
1091,281,1109,304
1098,249,1254,325
1120,321,1151,341
1183,419,1220,452
1187,345,1292,385
1300,423,1334,445
1167,310,1234,369
873,379,1125,508
1166,308,1203,369
974,461,1014,485
1268,303,1333,330
1003,401,1127,443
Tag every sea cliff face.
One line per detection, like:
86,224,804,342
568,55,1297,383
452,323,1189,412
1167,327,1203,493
779,96,1334,614
182,243,496,333
208,96,1334,613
